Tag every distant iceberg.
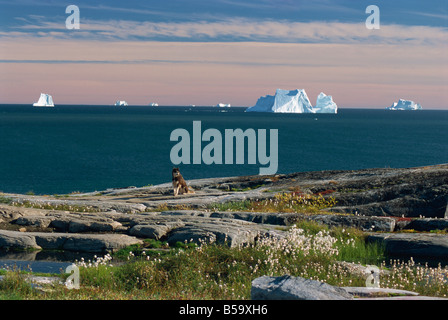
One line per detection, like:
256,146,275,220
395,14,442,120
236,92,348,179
386,99,422,111
246,89,337,114
149,102,158,107
115,100,128,106
216,103,231,108
33,93,54,107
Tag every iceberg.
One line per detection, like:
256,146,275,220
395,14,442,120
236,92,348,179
216,103,231,108
115,100,128,106
386,99,422,110
149,102,159,107
33,93,54,107
315,92,338,113
246,89,337,114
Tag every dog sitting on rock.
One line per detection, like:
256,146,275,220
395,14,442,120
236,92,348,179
172,167,195,196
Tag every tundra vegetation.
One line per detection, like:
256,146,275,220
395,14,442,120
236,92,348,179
0,193,447,299
1,220,447,299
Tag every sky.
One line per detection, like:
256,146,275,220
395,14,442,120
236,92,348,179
0,0,447,108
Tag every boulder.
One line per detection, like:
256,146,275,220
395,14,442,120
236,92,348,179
251,275,353,300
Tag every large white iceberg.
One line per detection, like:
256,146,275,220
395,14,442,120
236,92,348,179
115,100,128,106
386,99,422,110
246,89,337,114
33,93,54,107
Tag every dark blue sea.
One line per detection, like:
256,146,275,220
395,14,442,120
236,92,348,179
0,104,447,195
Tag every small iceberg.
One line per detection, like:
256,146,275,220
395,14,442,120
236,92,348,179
149,103,159,107
315,92,338,113
216,103,231,108
114,100,128,106
386,99,422,110
33,93,54,107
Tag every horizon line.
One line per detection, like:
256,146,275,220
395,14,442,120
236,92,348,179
0,103,446,111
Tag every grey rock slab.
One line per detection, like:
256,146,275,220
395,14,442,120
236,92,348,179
14,216,54,228
67,219,123,233
251,275,353,300
34,232,142,253
0,204,53,222
0,230,41,250
160,210,212,217
165,217,264,248
342,287,419,298
405,218,448,232
129,221,186,240
367,232,448,259
305,214,397,232
28,212,126,233
210,211,295,226
209,211,397,232
119,210,272,247
5,196,147,214
0,230,142,253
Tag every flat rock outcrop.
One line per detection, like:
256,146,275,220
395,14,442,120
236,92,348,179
0,164,447,256
0,229,142,253
367,232,448,261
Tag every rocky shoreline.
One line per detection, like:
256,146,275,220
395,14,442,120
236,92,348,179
0,164,447,263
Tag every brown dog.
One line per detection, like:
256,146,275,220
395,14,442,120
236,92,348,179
172,167,195,196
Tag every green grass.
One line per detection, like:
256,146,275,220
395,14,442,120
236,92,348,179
0,196,12,204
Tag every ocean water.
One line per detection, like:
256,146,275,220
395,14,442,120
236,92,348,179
0,104,447,195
